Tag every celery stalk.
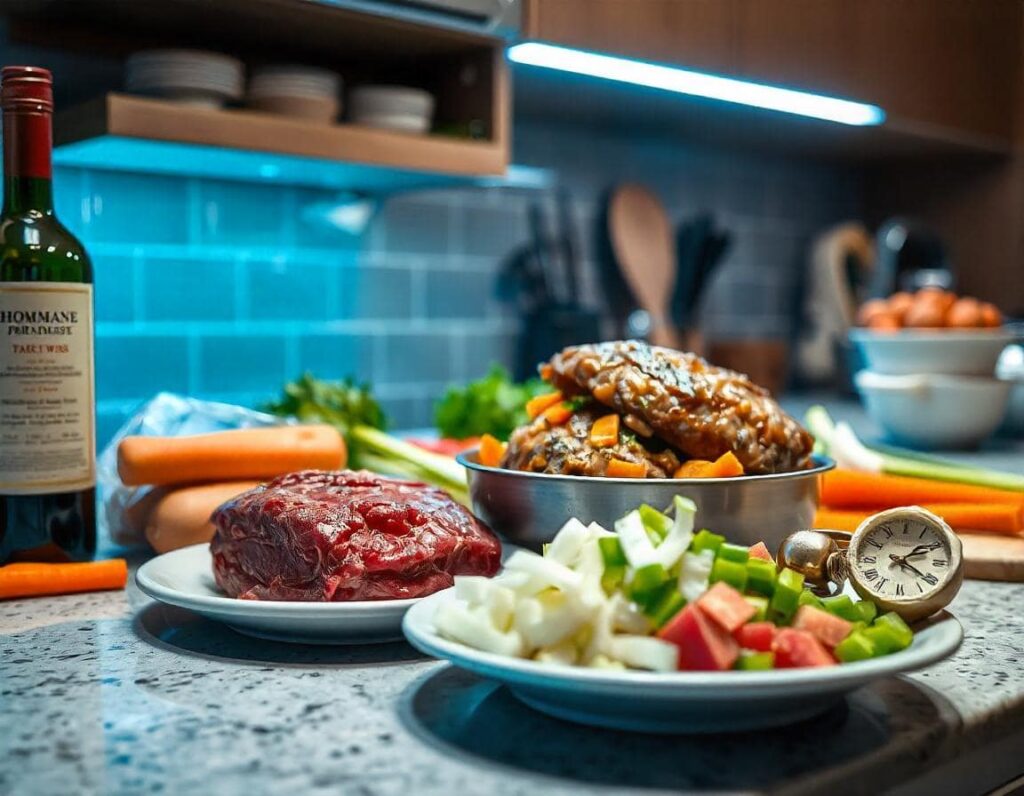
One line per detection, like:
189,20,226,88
806,405,1024,491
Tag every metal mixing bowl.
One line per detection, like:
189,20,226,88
458,454,835,551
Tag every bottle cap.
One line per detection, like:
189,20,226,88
1,66,54,113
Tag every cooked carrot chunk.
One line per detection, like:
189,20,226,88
478,433,507,467
606,458,647,478
542,402,573,426
526,391,563,419
674,460,713,478
708,451,744,477
589,414,620,448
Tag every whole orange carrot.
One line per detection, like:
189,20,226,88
815,503,1022,535
821,470,1024,510
0,559,128,600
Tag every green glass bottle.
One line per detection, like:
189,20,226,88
0,66,96,562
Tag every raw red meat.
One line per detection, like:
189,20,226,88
210,469,501,601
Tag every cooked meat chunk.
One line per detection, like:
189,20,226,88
211,470,501,601
545,340,813,474
501,405,682,477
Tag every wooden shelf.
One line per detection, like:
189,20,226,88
56,93,508,186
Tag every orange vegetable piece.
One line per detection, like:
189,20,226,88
542,402,573,426
539,364,554,381
526,391,563,419
0,559,128,600
589,414,620,448
478,433,507,467
708,451,745,477
674,460,713,478
606,458,647,478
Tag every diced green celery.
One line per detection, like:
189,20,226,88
691,529,725,555
849,620,867,634
717,543,750,564
736,651,775,670
853,600,878,624
598,536,628,567
601,564,626,595
862,622,910,655
875,612,913,650
798,589,825,610
834,630,877,662
746,558,777,597
770,568,804,621
648,586,687,627
639,504,672,542
629,563,669,605
744,594,769,622
821,594,860,622
710,557,748,591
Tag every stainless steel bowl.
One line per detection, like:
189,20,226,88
458,453,835,551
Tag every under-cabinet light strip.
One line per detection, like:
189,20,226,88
507,42,885,127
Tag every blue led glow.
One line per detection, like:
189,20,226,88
508,42,886,127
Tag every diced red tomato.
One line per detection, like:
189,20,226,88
748,541,773,561
792,605,853,649
658,603,740,671
696,581,756,632
772,628,837,668
735,621,776,652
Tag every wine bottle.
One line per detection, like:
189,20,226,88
0,66,96,563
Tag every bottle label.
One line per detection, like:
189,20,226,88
0,282,95,494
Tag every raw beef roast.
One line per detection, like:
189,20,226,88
211,470,501,601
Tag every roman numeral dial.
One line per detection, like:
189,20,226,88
845,507,964,623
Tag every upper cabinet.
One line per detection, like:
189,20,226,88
525,0,1023,153
524,0,737,74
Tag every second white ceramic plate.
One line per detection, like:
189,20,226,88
403,589,963,733
137,544,419,645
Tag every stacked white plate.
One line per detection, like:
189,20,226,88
125,49,244,108
349,85,434,133
247,65,342,123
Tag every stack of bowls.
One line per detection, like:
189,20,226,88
125,49,244,108
247,65,341,123
850,328,1016,449
348,85,434,134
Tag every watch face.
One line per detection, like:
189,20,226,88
851,515,954,601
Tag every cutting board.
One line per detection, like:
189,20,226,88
961,533,1024,582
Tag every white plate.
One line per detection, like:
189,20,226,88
402,589,963,733
137,544,419,645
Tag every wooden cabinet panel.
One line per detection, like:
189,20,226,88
525,0,737,73
736,0,1020,143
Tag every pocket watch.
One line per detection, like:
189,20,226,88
778,506,964,623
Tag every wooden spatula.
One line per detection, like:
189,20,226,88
608,183,681,348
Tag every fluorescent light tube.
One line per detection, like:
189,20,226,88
508,42,885,127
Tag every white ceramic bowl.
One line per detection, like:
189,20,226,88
855,370,1011,449
349,85,433,116
849,329,1015,376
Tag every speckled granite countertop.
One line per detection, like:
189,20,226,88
3,399,1023,796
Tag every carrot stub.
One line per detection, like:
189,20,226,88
589,414,620,448
526,391,563,420
606,458,647,478
815,503,1022,535
478,433,507,468
0,559,128,601
821,470,1023,510
542,402,573,426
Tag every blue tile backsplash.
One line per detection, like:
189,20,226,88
51,118,862,449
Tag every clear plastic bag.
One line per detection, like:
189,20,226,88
97,392,286,546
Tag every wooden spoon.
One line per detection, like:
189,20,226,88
608,183,681,348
